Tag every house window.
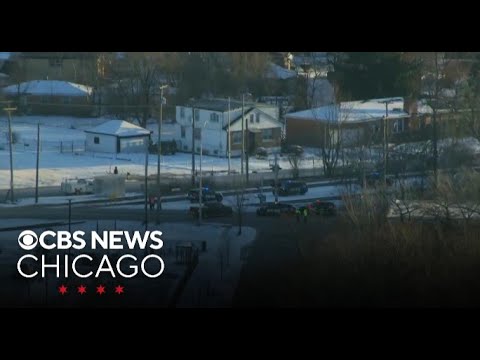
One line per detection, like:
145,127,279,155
49,58,63,67
210,113,219,122
232,131,242,144
180,107,185,118
262,128,274,141
194,109,200,121
181,126,186,138
94,136,100,144
393,119,405,133
194,128,201,140
256,113,260,123
250,114,254,124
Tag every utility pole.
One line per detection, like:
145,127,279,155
144,144,149,231
379,99,394,187
227,97,231,174
241,95,244,175
157,85,168,224
4,107,16,203
274,153,279,203
245,113,249,185
35,123,40,203
191,105,196,186
432,52,440,187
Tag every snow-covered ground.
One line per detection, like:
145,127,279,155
0,116,324,190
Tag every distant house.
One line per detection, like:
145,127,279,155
85,120,152,153
2,80,94,117
285,97,413,148
175,98,283,157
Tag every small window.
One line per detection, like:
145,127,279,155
194,128,201,140
250,114,254,123
180,107,185,118
256,113,260,123
210,113,219,122
194,109,200,121
94,136,100,144
262,128,273,141
181,126,186,138
214,149,218,155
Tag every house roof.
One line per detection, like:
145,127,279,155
85,120,152,137
187,98,245,112
223,107,281,130
286,97,411,124
265,63,297,80
2,80,93,96
0,52,11,61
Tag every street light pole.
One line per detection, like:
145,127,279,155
227,97,231,174
4,107,16,203
191,104,196,186
198,120,208,225
157,84,168,224
241,95,244,175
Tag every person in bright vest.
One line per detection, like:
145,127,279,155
303,207,308,223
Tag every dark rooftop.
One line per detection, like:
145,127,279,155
188,98,254,112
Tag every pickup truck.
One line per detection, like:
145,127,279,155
60,178,94,195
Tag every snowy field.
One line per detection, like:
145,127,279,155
0,116,323,190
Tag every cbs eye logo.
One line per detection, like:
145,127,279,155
18,230,38,250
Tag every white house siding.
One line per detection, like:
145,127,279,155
85,133,117,153
175,104,281,157
119,137,149,153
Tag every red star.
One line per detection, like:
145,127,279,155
58,285,68,295
96,284,106,295
114,285,124,295
77,285,87,295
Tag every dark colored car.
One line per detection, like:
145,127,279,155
190,203,233,219
281,144,304,156
149,140,177,155
308,200,336,216
187,188,223,203
273,180,308,196
256,147,268,159
256,202,297,216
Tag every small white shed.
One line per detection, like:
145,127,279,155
85,120,152,153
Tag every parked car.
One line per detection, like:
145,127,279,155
256,147,268,159
281,144,304,156
273,180,308,196
256,202,296,216
190,202,233,219
308,200,336,216
187,187,223,203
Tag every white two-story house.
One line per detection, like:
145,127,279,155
175,98,283,157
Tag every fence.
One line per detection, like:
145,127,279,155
5,139,87,154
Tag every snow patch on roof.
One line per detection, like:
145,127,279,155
2,80,93,96
286,97,410,124
85,120,151,137
266,63,297,80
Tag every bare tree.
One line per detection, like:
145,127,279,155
107,53,163,128
287,152,303,178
